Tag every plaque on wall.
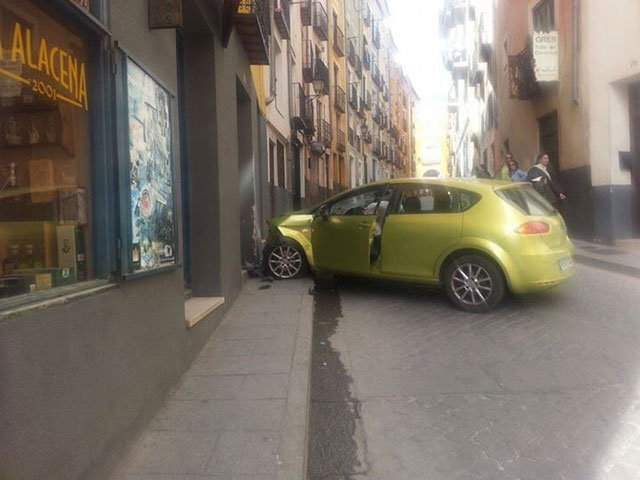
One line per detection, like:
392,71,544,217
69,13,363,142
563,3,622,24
148,0,183,29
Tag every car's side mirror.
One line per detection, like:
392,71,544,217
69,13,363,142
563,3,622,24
315,204,330,220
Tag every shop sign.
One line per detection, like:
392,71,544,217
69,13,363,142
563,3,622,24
149,0,183,29
533,31,559,82
0,21,88,110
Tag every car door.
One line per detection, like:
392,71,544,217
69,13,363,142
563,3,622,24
312,185,389,274
381,183,463,280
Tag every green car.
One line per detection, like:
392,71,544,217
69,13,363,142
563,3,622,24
263,178,575,312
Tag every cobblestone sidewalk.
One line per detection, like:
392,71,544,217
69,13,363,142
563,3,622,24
111,277,313,480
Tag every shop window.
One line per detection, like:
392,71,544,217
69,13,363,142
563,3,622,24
0,0,93,299
125,58,176,272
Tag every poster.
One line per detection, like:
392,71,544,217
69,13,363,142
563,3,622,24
127,59,175,271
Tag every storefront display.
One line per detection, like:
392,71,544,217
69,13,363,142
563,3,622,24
126,58,175,272
0,0,92,299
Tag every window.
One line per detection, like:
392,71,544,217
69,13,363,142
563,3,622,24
396,185,457,214
496,186,556,216
328,186,385,216
532,0,554,32
0,0,93,298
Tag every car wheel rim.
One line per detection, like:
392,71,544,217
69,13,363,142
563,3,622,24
268,246,303,279
451,263,493,306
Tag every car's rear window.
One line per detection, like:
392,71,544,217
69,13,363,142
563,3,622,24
496,186,557,216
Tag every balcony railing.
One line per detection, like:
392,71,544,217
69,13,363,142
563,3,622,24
301,0,312,26
358,95,366,118
373,137,381,156
236,0,271,65
365,90,371,110
356,134,361,152
274,0,291,40
335,85,346,113
314,56,330,95
372,63,381,87
303,40,315,83
508,42,540,100
337,128,346,152
313,2,329,41
291,83,314,134
333,24,345,57
348,126,355,147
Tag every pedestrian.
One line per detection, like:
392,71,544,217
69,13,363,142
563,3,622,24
526,153,566,207
507,158,528,182
495,152,514,181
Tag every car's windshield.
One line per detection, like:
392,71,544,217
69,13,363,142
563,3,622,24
496,186,557,216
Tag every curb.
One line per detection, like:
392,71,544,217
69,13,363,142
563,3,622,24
574,253,640,280
276,283,313,480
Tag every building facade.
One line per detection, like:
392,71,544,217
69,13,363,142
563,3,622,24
0,0,273,478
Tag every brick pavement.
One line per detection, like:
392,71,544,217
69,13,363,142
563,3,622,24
111,278,313,480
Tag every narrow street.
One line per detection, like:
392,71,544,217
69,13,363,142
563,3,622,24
307,265,640,480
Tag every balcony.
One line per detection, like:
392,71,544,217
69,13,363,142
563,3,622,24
358,95,366,118
333,24,345,57
337,129,346,152
363,46,371,70
348,126,355,147
381,142,388,160
236,0,271,65
508,42,540,100
372,106,381,124
372,63,381,87
355,55,363,78
365,91,371,110
274,0,291,40
363,131,372,144
301,0,311,26
373,137,381,156
314,57,330,95
348,84,359,109
303,40,315,83
317,118,332,148
372,21,381,49
356,134,362,152
291,83,314,135
348,38,357,67
313,2,329,41
363,6,372,27
452,50,469,80
335,85,346,114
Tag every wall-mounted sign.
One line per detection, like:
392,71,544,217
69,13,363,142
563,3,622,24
149,0,183,29
0,21,89,110
533,31,559,82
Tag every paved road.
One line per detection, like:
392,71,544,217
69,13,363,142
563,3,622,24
307,265,640,480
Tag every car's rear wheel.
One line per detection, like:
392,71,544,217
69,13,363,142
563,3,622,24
444,254,505,313
264,241,307,280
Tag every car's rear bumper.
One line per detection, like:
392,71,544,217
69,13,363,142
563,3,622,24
508,248,575,294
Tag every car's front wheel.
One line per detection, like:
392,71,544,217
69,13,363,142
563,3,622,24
443,255,505,313
264,241,307,280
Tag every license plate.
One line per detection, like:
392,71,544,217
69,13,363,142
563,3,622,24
559,257,574,271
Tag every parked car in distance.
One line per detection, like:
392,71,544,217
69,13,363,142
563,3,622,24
263,178,575,312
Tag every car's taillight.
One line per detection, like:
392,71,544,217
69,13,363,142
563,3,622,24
515,221,550,235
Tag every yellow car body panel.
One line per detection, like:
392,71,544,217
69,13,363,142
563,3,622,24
267,178,575,294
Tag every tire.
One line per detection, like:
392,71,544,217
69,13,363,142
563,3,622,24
264,240,308,280
443,254,505,313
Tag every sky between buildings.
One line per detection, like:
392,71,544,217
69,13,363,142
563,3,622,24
386,0,451,169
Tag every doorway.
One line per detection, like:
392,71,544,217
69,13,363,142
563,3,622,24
538,111,559,173
631,82,640,236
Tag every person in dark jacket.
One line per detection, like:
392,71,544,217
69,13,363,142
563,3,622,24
527,153,566,207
